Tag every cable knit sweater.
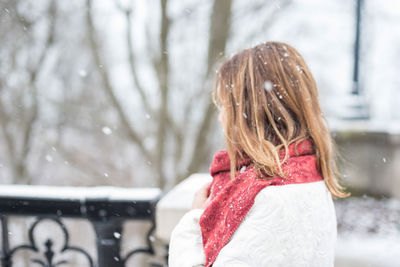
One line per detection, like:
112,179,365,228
169,141,337,266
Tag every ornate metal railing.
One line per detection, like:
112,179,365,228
0,185,164,267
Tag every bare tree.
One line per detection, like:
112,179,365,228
0,0,56,184
85,0,233,189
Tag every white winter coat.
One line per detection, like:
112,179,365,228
168,180,337,267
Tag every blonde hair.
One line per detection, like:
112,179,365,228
212,41,349,198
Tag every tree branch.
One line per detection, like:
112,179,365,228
152,0,171,189
115,2,155,118
0,83,16,169
86,0,153,163
16,1,57,184
183,0,233,180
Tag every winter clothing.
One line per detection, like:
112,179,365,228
169,140,337,266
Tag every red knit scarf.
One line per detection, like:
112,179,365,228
199,140,323,267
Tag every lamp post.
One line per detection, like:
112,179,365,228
346,0,370,120
352,0,363,96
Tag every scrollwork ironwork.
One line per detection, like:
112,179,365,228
4,216,94,267
121,220,156,265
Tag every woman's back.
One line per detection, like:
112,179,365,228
168,180,337,267
213,181,336,266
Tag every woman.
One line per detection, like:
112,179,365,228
168,41,349,267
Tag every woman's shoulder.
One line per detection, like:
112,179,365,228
257,180,330,199
214,180,337,266
247,180,336,226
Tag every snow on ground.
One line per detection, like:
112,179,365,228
335,196,400,267
336,235,400,267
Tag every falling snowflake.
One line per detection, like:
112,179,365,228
102,126,112,135
113,232,121,239
45,155,53,162
78,69,87,77
264,81,273,91
240,166,247,173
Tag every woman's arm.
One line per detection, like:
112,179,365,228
168,182,211,267
168,209,205,267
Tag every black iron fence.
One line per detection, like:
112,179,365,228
0,185,165,267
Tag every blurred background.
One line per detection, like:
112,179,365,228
0,0,399,266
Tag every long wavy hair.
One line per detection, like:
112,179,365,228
212,41,349,198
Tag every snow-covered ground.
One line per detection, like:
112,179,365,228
336,236,400,267
335,196,400,267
